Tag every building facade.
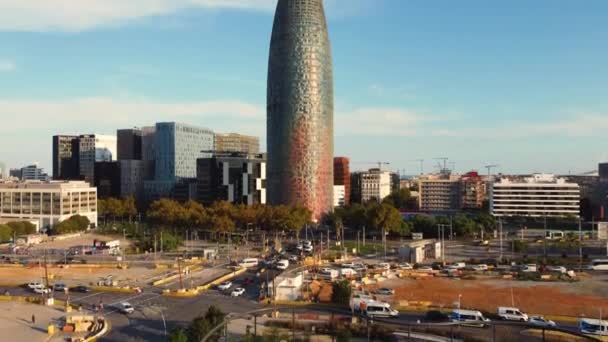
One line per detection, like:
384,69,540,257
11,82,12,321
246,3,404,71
52,135,80,180
117,128,143,160
214,133,260,154
351,169,392,203
79,134,117,183
333,157,350,206
0,180,97,230
418,177,461,212
141,126,156,162
490,174,580,217
196,153,266,206
0,162,6,179
460,171,486,210
20,164,49,181
267,0,334,221
333,185,345,207
94,162,121,198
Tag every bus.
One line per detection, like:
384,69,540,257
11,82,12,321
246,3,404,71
589,259,608,271
579,318,608,336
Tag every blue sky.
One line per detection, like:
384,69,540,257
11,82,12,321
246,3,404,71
0,0,607,175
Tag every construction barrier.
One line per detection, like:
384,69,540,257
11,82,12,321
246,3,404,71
90,286,142,294
162,267,247,297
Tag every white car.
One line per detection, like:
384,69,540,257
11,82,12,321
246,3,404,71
288,255,299,262
320,267,334,274
529,316,556,327
546,266,567,274
375,263,390,270
417,266,434,273
303,245,313,253
33,287,51,294
472,264,488,271
231,288,246,297
117,302,134,314
341,262,356,269
398,263,413,270
27,282,44,290
295,244,303,251
217,281,233,291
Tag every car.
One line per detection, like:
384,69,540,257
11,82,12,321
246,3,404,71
375,263,390,270
231,288,246,297
472,264,488,272
498,307,528,321
27,282,44,290
353,263,367,271
276,260,289,270
117,302,134,314
546,266,567,274
33,287,51,294
303,245,313,253
295,244,303,251
53,283,67,291
217,281,232,291
341,262,356,268
398,263,413,270
320,267,334,274
288,255,299,262
450,262,466,269
375,287,395,295
416,266,434,273
72,285,91,293
529,316,556,327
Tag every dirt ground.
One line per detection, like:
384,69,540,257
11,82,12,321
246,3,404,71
28,233,131,251
372,275,608,317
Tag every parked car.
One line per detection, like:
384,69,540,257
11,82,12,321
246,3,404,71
320,267,334,274
72,285,91,293
27,282,44,290
303,245,313,253
117,302,134,314
53,283,67,291
521,264,537,273
217,281,233,291
375,288,395,295
398,263,413,270
424,310,451,323
529,316,556,327
231,288,246,297
33,287,51,294
546,266,567,274
375,263,390,270
288,255,299,262
416,266,434,273
472,264,488,272
276,260,289,271
498,307,529,321
450,262,466,269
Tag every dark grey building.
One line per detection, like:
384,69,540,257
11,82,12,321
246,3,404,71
94,161,121,198
267,0,334,221
52,135,80,180
117,128,143,160
196,153,266,206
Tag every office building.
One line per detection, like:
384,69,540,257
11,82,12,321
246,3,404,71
120,160,154,201
215,133,260,154
0,162,6,179
94,162,121,198
351,169,391,203
20,164,49,181
490,174,580,217
267,0,334,221
333,185,345,207
144,122,214,200
117,128,143,160
333,157,350,206
79,134,117,183
52,135,80,180
196,152,266,206
141,126,156,162
418,176,461,212
9,169,22,179
0,180,97,230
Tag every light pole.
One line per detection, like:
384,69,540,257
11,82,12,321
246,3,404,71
579,218,583,272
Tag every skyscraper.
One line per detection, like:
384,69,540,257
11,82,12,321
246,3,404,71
117,128,143,160
52,135,80,180
267,0,334,221
333,157,350,206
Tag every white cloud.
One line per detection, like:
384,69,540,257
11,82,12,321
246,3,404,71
336,107,430,136
0,60,16,72
0,0,276,32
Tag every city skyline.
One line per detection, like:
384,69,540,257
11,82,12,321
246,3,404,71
1,0,608,175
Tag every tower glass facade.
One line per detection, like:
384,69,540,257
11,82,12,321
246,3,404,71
267,0,334,221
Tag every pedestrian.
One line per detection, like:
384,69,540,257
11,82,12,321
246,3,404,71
31,314,35,325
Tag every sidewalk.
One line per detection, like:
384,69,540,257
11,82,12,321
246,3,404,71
0,301,64,342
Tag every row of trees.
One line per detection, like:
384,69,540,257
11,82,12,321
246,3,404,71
54,215,91,235
327,202,407,236
97,197,138,222
0,221,37,242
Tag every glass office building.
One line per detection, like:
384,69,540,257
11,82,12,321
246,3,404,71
267,0,334,221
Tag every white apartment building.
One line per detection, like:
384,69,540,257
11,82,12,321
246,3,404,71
0,181,98,230
333,185,345,207
490,174,580,217
418,178,461,212
360,168,391,203
79,134,117,182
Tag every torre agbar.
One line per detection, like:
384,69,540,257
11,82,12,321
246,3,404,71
267,0,334,221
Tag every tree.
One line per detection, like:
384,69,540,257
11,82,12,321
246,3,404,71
0,224,12,242
383,188,416,210
186,305,225,342
123,196,138,222
452,214,476,237
54,215,90,235
342,203,367,229
7,221,36,236
366,203,403,233
261,326,290,342
147,199,185,227
336,329,352,342
410,215,437,237
331,280,352,305
168,328,188,342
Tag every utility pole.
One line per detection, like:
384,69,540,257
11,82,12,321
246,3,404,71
499,218,503,263
363,226,366,246
579,218,583,272
543,215,547,263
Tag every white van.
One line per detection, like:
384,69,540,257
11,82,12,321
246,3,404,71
451,309,490,327
238,258,259,268
276,259,289,271
364,302,399,318
498,307,528,321
589,259,608,271
579,318,608,336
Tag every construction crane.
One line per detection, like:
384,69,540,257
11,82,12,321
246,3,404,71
434,157,449,171
353,161,390,171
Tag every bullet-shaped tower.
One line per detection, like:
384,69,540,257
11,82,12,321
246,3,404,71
267,0,334,221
